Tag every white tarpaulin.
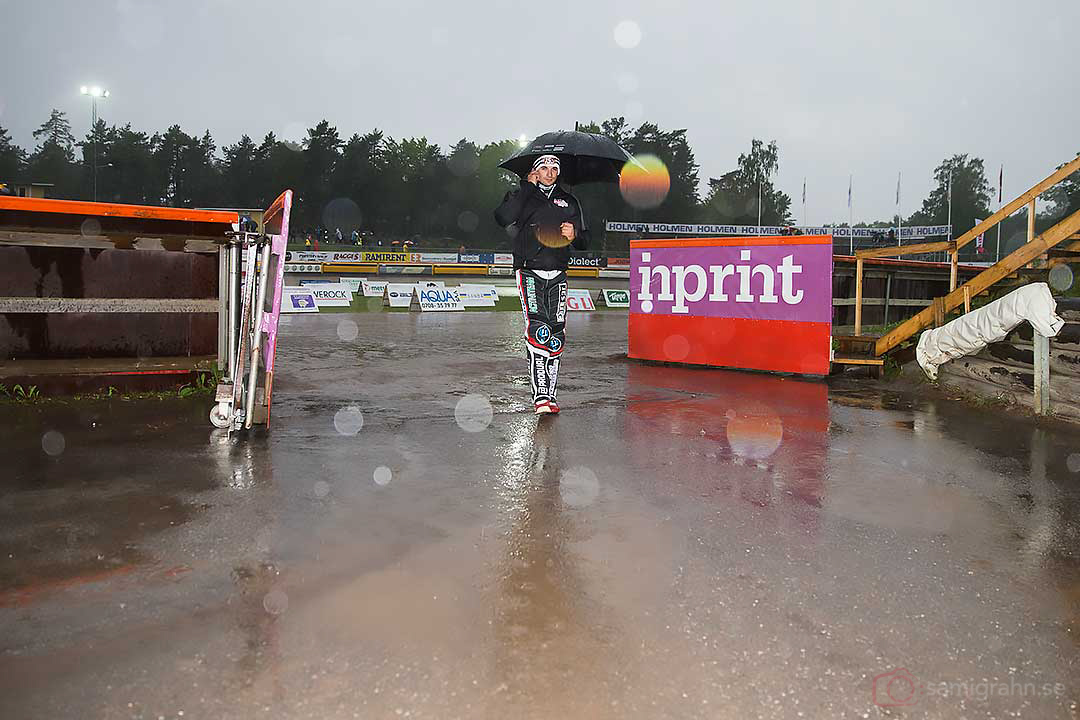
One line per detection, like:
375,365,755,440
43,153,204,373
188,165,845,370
916,282,1064,380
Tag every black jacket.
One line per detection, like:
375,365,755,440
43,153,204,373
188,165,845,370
494,179,589,270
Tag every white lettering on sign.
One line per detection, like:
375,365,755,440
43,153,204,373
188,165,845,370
637,250,803,313
411,286,466,312
308,282,353,307
608,221,951,238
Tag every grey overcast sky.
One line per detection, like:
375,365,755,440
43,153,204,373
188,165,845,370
2,0,1077,223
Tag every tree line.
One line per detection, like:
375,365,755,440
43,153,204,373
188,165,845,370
1,110,1075,255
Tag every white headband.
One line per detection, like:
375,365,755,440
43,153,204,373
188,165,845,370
532,154,560,171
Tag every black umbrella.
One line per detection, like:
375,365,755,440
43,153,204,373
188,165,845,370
499,130,643,186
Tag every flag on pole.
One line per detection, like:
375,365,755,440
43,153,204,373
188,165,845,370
847,175,854,254
895,172,901,207
998,164,1003,204
802,178,806,205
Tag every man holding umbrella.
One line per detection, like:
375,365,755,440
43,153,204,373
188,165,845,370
494,153,588,415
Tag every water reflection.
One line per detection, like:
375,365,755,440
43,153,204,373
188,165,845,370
625,365,830,533
493,417,608,710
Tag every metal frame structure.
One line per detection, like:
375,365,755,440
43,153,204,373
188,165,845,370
210,190,291,433
1,190,291,433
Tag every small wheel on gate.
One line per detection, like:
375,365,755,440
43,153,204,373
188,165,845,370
210,403,231,429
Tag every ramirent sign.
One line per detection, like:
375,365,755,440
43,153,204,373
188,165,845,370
629,236,832,375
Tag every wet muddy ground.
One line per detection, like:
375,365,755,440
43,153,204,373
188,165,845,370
2,311,1078,719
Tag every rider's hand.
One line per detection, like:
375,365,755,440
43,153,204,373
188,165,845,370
560,223,576,241
527,171,540,185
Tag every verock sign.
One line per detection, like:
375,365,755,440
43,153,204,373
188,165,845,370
628,236,832,375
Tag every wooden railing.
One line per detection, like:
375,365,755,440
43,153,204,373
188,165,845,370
853,154,1080,341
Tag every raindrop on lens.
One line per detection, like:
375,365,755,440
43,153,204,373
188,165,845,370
1048,264,1074,292
336,319,359,342
560,467,600,508
725,407,784,460
373,466,392,486
457,211,479,233
313,480,330,498
620,154,671,210
80,218,102,237
663,334,690,361
42,430,65,456
455,394,493,432
263,589,289,615
321,197,361,232
616,72,639,94
1067,453,1080,473
447,149,479,177
613,20,642,49
333,406,364,436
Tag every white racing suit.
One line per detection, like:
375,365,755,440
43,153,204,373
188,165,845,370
516,268,568,404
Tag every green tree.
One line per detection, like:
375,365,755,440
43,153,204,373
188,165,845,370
1042,153,1080,227
150,126,221,207
380,136,448,238
301,120,343,230
106,124,158,204
253,132,303,214
331,130,385,234
700,139,792,226
79,118,116,199
221,134,260,208
0,125,28,182
907,154,991,252
28,109,79,197
626,122,700,221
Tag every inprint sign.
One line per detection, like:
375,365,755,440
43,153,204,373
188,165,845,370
629,236,832,375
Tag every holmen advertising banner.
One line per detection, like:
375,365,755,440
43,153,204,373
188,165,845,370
608,221,950,239
629,236,832,375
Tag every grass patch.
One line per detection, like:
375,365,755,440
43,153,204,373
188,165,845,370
0,369,221,405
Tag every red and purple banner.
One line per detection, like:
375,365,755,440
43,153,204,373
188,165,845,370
628,236,833,375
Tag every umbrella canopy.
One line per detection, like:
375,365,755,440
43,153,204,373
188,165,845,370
499,130,642,186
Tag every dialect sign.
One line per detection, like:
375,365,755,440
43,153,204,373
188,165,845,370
608,221,950,239
568,254,608,268
629,236,832,375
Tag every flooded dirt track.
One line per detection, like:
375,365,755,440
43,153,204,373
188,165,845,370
2,310,1078,719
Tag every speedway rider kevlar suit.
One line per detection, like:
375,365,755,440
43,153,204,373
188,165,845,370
494,177,589,405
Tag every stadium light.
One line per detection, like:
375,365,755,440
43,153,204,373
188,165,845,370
80,85,110,201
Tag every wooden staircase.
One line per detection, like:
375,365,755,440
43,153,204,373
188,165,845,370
837,154,1080,366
